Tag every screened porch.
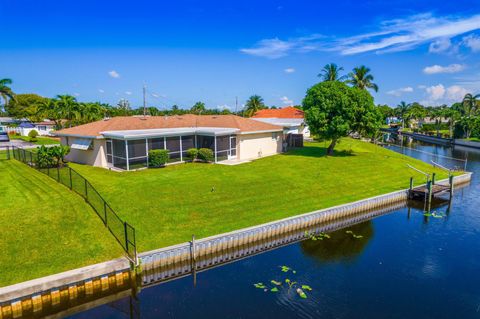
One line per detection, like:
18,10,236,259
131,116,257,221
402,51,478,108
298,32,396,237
102,128,238,170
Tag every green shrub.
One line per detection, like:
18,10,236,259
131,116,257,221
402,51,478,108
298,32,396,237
186,148,198,161
197,148,214,162
36,145,71,168
28,129,38,142
149,149,169,167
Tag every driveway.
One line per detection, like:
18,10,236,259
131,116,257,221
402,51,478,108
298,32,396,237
0,140,38,149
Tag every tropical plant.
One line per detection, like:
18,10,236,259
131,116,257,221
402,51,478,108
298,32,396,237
395,101,410,128
346,66,379,92
51,145,70,166
5,93,47,121
0,78,15,113
462,93,480,117
55,95,80,126
244,95,265,117
302,81,381,155
191,102,206,114
318,63,347,82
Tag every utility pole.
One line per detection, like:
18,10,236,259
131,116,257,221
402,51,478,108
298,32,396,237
235,96,238,114
143,83,147,117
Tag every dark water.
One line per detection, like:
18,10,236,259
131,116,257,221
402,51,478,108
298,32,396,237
69,139,480,319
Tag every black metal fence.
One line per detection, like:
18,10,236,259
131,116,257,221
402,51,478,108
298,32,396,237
10,146,137,264
0,146,11,160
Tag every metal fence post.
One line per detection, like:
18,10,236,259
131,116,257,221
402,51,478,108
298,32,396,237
84,179,88,199
104,202,108,225
432,173,436,185
7,146,10,160
57,167,60,182
124,222,129,253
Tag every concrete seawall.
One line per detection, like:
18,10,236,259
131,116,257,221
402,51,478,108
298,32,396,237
139,173,472,285
0,173,472,318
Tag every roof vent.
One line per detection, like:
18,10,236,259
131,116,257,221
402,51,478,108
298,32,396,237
103,117,110,121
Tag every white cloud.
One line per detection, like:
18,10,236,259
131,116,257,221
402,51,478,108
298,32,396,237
284,68,295,73
73,92,80,97
426,84,446,101
386,87,414,97
463,34,480,52
446,85,468,100
217,104,232,110
240,35,324,58
125,91,132,95
108,70,120,78
241,13,480,57
428,38,452,53
98,89,105,93
422,84,468,105
280,96,293,105
423,64,465,74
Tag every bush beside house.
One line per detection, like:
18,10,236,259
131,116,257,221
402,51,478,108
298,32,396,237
186,148,198,161
197,148,214,162
28,129,38,142
148,149,169,167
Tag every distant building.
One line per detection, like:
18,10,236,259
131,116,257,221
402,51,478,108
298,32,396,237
251,106,310,137
0,119,56,136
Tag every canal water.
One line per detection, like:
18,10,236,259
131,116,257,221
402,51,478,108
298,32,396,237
69,140,480,319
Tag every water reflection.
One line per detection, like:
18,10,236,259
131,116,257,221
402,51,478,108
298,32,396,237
300,221,374,263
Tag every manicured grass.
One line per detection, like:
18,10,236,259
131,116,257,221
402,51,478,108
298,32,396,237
11,135,60,145
0,159,122,287
71,139,449,252
465,137,480,142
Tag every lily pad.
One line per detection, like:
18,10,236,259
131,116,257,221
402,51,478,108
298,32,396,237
301,285,312,291
270,287,279,292
271,280,282,286
254,283,266,289
296,288,307,299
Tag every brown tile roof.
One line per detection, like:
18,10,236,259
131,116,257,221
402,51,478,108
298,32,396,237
54,114,283,137
252,106,304,119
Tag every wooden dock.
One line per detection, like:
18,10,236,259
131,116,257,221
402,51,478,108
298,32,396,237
409,183,451,199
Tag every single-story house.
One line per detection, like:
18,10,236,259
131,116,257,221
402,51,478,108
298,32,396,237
251,106,310,137
54,114,284,170
0,119,56,136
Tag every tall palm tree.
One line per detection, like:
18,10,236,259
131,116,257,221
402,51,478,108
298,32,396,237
346,66,379,92
395,101,410,128
318,63,347,82
55,95,80,126
462,93,480,117
0,78,15,113
244,95,265,117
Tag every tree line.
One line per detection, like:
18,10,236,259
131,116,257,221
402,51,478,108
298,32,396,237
377,94,480,139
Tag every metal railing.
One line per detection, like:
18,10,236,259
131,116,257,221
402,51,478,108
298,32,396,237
0,146,11,160
10,146,138,264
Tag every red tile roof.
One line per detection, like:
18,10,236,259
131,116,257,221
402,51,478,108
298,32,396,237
54,114,283,137
252,106,304,119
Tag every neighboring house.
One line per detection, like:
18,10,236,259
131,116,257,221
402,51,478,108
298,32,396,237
54,114,284,170
0,118,55,136
251,106,310,137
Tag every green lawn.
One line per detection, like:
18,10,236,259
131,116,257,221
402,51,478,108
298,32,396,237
11,135,60,145
70,139,449,252
465,137,480,142
0,159,122,287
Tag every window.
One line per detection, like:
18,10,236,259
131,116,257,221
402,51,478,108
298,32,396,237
37,125,47,131
272,132,278,140
149,138,164,150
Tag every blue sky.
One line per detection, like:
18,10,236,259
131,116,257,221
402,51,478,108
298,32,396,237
1,0,480,110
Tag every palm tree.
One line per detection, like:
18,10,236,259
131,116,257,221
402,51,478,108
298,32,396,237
244,95,265,117
0,78,15,113
462,93,480,117
318,63,347,82
191,101,206,114
346,66,379,92
55,95,80,126
395,101,410,128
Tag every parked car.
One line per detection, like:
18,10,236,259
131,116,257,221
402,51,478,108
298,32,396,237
0,132,10,142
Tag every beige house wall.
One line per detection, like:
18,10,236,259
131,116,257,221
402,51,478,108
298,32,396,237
62,137,108,167
237,131,283,160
